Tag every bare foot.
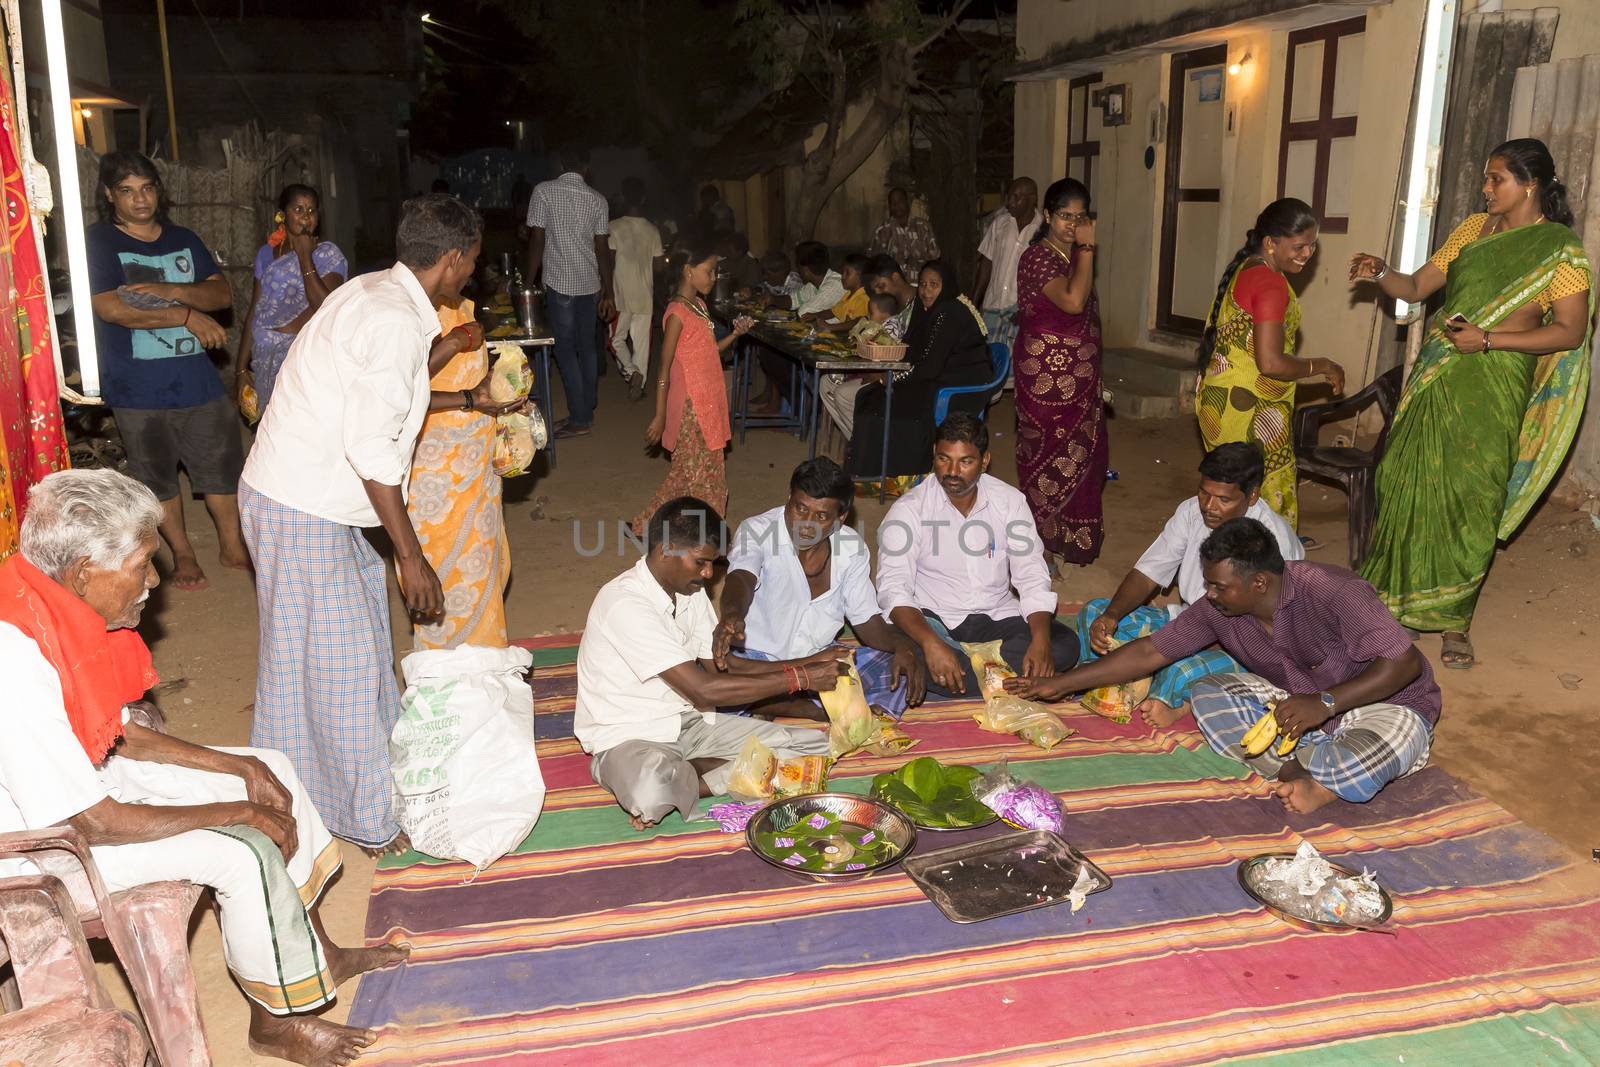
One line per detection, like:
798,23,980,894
219,545,253,573
1270,760,1338,814
1138,698,1188,729
249,1014,376,1066
171,553,208,591
628,813,658,831
358,831,411,859
327,940,411,985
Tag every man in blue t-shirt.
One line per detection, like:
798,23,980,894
88,151,248,591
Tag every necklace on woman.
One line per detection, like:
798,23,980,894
673,294,713,327
1043,235,1074,265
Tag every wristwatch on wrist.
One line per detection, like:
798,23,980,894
1317,691,1337,715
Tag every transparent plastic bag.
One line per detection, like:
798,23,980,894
726,734,777,801
819,652,875,758
971,757,1065,833
962,640,1074,750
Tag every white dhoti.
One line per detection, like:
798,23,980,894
590,710,828,824
820,376,869,440
90,746,343,1015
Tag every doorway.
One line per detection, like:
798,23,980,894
1156,44,1228,336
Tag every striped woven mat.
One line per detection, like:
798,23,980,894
348,633,1600,1065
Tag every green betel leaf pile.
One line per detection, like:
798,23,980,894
870,757,993,829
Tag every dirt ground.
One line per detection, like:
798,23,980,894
104,368,1600,1065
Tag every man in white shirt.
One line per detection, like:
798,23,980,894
0,470,406,1065
1077,442,1304,727
607,178,664,401
714,458,927,719
526,151,614,438
576,497,838,830
766,240,844,317
876,413,1077,698
973,177,1041,353
241,194,486,853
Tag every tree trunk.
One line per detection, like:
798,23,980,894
786,0,915,241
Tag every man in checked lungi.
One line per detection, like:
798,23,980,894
1075,442,1302,729
240,194,486,854
576,497,845,830
0,470,407,1065
713,457,928,720
1008,517,1441,814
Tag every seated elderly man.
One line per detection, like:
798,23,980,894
0,469,406,1066
714,457,927,720
876,413,1077,698
1078,442,1302,727
576,496,838,830
1009,517,1439,814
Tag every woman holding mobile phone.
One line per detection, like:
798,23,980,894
1349,138,1593,669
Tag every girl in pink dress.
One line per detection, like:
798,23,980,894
631,240,753,534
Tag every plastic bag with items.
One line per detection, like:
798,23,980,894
961,639,1074,750
1079,617,1159,723
725,735,830,801
818,651,875,758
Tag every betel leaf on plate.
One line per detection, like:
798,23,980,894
870,757,992,828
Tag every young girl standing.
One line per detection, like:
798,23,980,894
631,241,753,535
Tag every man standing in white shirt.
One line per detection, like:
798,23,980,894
714,458,927,719
576,497,840,829
526,150,614,439
241,194,492,854
607,178,664,401
875,413,1077,698
1077,442,1303,727
973,177,1041,354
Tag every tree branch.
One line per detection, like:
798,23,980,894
911,0,976,56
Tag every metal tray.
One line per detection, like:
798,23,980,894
902,829,1111,923
1237,853,1394,931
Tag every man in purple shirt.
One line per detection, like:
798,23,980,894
876,414,1077,698
1009,517,1438,813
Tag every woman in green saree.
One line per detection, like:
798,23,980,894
1349,138,1593,669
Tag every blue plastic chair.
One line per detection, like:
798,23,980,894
933,341,1011,424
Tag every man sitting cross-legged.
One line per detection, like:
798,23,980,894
576,497,840,830
1008,517,1439,814
875,413,1078,698
0,470,407,1066
1078,442,1302,728
714,457,928,720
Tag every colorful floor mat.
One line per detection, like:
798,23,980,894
349,633,1600,1065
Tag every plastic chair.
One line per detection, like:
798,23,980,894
0,874,150,1065
0,828,208,1066
933,341,1011,424
1292,365,1405,568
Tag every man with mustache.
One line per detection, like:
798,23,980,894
713,458,927,720
0,470,406,1066
875,413,1078,698
575,497,840,830
1076,442,1302,728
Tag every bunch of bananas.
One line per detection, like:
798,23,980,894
1240,704,1298,758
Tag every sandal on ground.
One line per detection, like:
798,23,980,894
1440,632,1476,670
1298,534,1325,551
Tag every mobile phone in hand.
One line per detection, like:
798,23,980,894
1445,313,1470,330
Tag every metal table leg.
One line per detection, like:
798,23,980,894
536,343,557,470
807,366,823,460
879,369,894,503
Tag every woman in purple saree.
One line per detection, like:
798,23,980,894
238,184,347,411
1013,178,1106,566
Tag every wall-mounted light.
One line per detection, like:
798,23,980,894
1227,52,1253,77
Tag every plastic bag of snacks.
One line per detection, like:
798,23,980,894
487,342,533,402
726,735,778,800
971,758,1064,834
818,651,875,758
239,378,261,424
962,640,1074,750
1079,619,1158,722
772,755,828,797
492,407,547,478
860,714,919,757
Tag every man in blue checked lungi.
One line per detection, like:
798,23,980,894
1009,518,1440,815
1076,442,1302,729
240,194,497,854
713,457,928,720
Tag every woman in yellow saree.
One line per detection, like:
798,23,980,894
1196,198,1346,527
408,300,513,648
1350,139,1593,669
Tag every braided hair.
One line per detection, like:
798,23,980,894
1488,138,1574,227
1195,198,1317,370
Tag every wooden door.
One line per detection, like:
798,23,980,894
1157,44,1228,335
